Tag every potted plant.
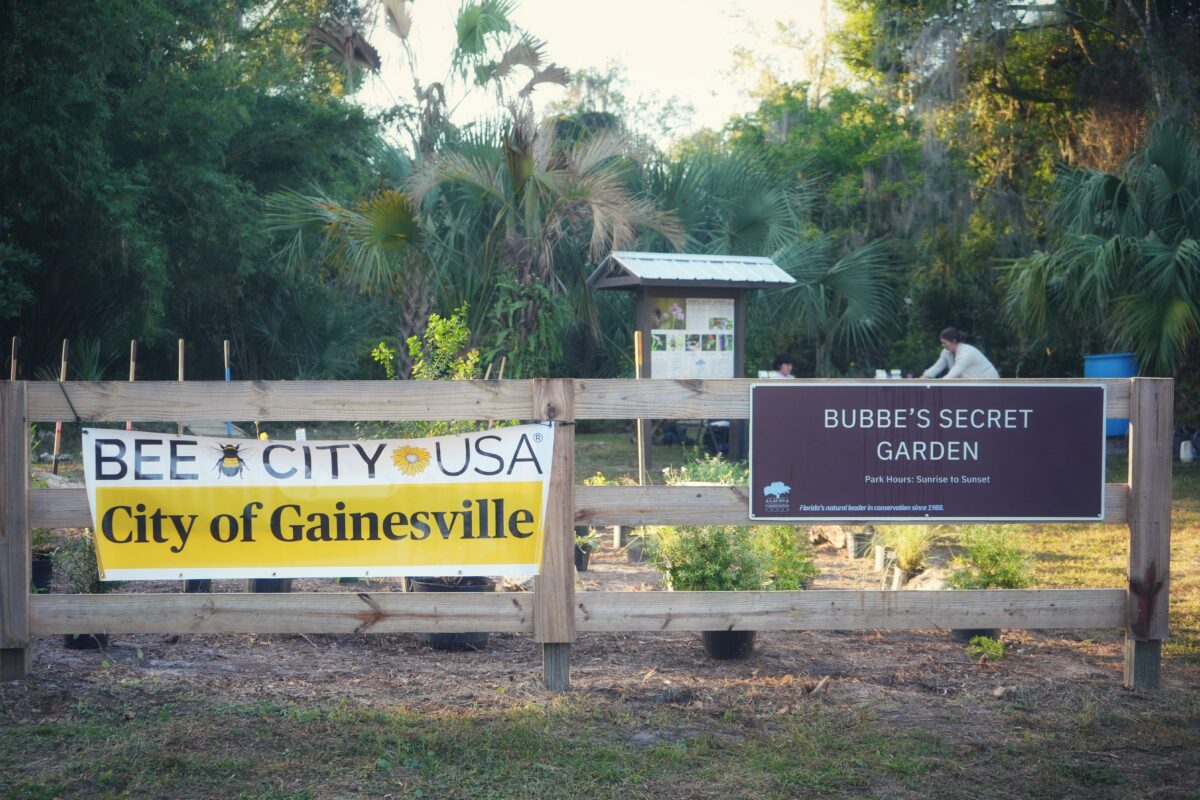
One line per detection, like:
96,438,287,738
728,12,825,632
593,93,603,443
652,524,816,659
945,526,1033,642
52,530,117,649
31,527,56,592
407,575,496,651
574,527,599,572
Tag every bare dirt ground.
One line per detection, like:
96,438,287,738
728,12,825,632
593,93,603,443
13,531,1192,720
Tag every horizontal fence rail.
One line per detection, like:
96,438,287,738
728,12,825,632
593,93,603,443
26,589,1126,636
574,485,1132,526
5,376,1168,691
26,377,1132,423
31,592,534,635
27,380,537,423
574,589,1128,632
30,483,1132,529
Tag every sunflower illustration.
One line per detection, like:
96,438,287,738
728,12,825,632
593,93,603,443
392,445,431,476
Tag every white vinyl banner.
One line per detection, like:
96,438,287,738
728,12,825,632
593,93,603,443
82,424,555,581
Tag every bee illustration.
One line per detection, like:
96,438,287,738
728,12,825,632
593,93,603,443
213,443,249,478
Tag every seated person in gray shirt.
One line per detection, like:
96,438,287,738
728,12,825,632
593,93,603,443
921,327,999,379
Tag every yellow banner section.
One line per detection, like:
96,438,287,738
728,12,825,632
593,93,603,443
93,481,544,578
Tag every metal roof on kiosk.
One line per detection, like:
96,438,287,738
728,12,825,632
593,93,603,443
587,251,796,290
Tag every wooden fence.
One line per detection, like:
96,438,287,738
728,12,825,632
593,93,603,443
0,377,1173,690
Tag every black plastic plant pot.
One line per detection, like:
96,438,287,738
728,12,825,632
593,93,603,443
250,578,292,593
574,544,590,572
31,553,53,592
184,579,212,593
409,577,495,651
701,630,756,660
950,628,1001,643
626,536,649,565
62,633,109,650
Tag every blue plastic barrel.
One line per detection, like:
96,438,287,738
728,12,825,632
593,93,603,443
1084,353,1137,436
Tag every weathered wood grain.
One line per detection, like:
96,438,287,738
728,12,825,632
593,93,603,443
26,377,1131,422
29,482,1132,528
0,382,30,679
27,588,1124,635
26,380,535,422
30,592,534,635
573,484,1130,526
1124,378,1173,690
572,378,1131,420
574,589,1126,632
533,379,575,646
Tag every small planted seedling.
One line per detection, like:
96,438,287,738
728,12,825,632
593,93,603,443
967,635,1005,662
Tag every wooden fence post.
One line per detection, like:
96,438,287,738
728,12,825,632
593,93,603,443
533,378,575,691
1124,377,1173,690
0,381,31,679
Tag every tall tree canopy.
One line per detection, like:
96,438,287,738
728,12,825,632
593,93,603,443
0,0,381,378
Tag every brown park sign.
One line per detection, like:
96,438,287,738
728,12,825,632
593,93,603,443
750,382,1107,521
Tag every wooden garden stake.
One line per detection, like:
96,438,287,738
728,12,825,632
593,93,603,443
125,339,137,431
223,339,233,438
8,336,17,380
633,331,645,487
177,339,185,435
51,339,67,474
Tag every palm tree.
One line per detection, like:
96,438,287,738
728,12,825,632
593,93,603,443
407,105,684,376
264,183,435,375
643,149,899,376
766,236,899,377
1004,122,1200,375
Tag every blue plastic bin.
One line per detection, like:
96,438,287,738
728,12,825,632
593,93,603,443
1084,353,1137,437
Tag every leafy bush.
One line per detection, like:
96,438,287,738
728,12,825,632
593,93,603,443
653,526,767,591
52,531,115,594
760,526,819,589
357,305,482,440
652,524,817,592
946,526,1033,590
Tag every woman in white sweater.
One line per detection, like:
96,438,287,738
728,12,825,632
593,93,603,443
921,327,999,379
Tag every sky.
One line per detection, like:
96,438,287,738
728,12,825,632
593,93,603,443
358,0,838,144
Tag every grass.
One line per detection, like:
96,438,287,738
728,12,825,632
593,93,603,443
9,432,1197,798
574,426,693,484
3,686,1196,799
1017,462,1200,662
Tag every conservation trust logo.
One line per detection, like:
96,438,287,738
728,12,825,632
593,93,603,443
762,480,791,512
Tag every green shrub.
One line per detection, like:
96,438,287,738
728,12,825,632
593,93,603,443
652,524,817,592
760,526,819,589
653,526,767,591
52,531,115,594
946,526,1033,590
357,305,483,440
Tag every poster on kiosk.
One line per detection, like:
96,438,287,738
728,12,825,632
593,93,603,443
749,382,1107,522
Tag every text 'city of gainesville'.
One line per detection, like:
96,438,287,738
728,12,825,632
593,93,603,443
99,497,535,554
